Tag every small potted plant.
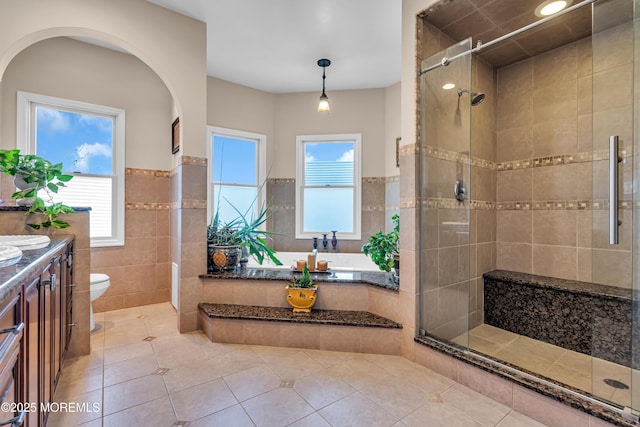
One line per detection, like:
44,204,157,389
362,213,400,282
285,263,317,313
0,149,75,229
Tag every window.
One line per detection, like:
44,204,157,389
17,91,125,247
295,134,362,240
207,126,266,225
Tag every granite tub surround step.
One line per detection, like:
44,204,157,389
197,303,402,354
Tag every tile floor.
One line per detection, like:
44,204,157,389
452,324,637,409
48,302,551,426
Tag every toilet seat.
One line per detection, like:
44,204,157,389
91,273,110,285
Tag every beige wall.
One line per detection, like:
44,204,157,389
207,77,276,166
274,89,387,178
0,0,208,333
1,37,172,170
1,37,175,312
385,82,402,177
208,77,399,179
206,76,401,251
0,0,206,159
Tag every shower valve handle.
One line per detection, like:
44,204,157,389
454,180,467,202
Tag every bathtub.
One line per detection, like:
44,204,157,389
247,251,380,272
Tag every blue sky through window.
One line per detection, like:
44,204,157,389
304,141,354,163
212,136,256,185
36,107,113,175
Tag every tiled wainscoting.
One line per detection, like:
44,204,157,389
91,168,172,312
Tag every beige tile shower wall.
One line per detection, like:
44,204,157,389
496,25,633,288
92,168,171,312
419,19,497,340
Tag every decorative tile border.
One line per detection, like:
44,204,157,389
422,145,634,172
126,202,171,211
399,143,418,157
497,149,632,171
271,204,391,212
267,176,400,185
171,200,207,210
422,145,496,170
399,198,635,211
125,168,170,178
498,199,633,211
270,178,295,184
363,177,387,184
180,155,207,167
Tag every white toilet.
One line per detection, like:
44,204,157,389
90,273,111,331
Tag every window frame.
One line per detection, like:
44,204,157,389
295,133,362,240
16,91,126,247
206,126,267,226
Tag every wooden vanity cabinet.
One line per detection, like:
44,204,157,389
0,239,74,427
0,287,23,427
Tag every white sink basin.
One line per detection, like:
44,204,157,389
0,245,22,266
0,235,50,250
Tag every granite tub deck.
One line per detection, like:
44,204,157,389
483,270,638,368
199,268,402,354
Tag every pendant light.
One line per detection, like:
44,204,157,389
317,58,331,112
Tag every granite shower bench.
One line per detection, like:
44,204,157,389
483,270,639,368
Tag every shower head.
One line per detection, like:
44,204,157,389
457,88,486,106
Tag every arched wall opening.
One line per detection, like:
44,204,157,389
0,0,209,355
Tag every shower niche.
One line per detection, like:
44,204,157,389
417,0,640,417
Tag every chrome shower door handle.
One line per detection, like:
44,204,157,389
609,135,622,245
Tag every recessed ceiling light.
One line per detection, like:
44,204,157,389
442,83,456,90
535,0,572,17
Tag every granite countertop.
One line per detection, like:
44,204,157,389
200,268,399,292
0,236,73,304
483,269,636,301
199,302,402,328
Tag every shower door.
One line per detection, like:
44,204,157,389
418,38,473,345
591,0,639,411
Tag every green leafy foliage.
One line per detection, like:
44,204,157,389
291,263,315,289
0,149,75,229
207,182,282,266
361,213,399,272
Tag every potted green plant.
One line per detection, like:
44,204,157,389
0,149,75,229
285,263,318,313
206,194,282,272
362,213,400,281
207,214,243,271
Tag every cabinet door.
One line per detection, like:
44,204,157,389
50,256,62,390
40,264,52,427
0,292,23,427
64,243,73,354
24,277,39,427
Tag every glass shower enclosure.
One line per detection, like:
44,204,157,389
417,0,639,414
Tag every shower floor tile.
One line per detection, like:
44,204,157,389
460,324,634,409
